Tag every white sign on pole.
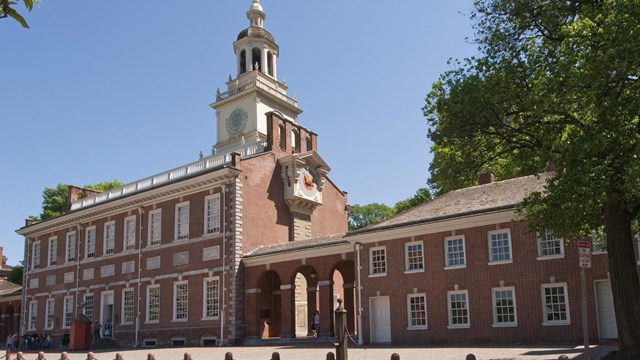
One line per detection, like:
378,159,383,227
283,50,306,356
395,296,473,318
578,241,592,269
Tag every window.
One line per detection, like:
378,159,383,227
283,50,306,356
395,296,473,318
148,210,162,246
175,202,190,240
369,246,387,276
124,216,136,250
147,285,160,323
45,299,55,330
28,300,37,331
203,277,220,319
173,281,188,321
406,294,427,329
83,294,94,320
448,290,470,328
48,237,57,266
444,236,466,268
85,226,96,259
104,222,115,254
122,288,135,324
204,195,221,235
488,229,512,263
32,241,41,269
405,241,424,272
541,283,570,325
66,232,76,262
537,230,564,258
492,287,517,327
63,296,74,328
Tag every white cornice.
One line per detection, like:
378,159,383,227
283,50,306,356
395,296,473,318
17,168,240,238
243,242,353,267
346,210,518,244
211,85,302,115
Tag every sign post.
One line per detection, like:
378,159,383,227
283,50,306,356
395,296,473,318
578,240,592,360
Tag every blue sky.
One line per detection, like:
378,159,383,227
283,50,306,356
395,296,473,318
1,1,477,265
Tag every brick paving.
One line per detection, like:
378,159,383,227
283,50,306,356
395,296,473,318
12,343,617,360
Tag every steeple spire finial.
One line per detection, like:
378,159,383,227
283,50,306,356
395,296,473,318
247,0,265,28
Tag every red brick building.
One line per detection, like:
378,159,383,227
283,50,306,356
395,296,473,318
16,0,632,349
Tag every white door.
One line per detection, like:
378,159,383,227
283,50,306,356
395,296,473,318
595,281,618,339
370,297,391,343
101,291,115,338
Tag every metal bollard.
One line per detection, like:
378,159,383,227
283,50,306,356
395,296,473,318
37,352,46,360
146,353,155,360
183,353,192,360
59,352,69,360
86,352,96,360
270,352,280,360
114,353,124,360
465,355,476,360
16,352,26,360
224,352,234,360
325,353,335,360
390,354,400,360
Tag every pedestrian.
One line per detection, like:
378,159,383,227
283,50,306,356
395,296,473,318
312,310,320,337
93,321,101,341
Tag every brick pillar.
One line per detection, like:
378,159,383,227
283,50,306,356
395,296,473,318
245,289,260,338
318,280,334,337
343,283,356,335
307,286,318,335
279,285,294,339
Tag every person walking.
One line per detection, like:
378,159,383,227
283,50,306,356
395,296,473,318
92,321,101,341
312,310,320,337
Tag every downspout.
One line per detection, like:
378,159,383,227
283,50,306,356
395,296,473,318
220,184,227,345
20,235,30,336
75,224,82,319
136,207,144,347
354,242,363,345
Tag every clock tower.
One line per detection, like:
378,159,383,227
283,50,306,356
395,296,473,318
211,0,303,154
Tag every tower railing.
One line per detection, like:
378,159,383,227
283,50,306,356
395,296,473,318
216,72,297,107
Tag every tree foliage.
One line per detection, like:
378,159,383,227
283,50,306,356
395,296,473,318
393,188,432,214
6,263,23,285
0,0,39,28
424,0,640,357
33,181,123,221
348,203,393,231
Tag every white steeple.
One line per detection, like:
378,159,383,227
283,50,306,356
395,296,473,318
210,0,303,154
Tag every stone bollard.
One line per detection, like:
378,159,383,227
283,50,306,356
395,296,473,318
146,353,155,360
86,352,96,360
37,352,46,360
270,352,280,360
558,356,569,360
60,352,70,360
114,353,124,360
465,355,476,360
325,353,335,360
16,352,25,360
224,352,234,360
183,353,192,360
390,354,400,360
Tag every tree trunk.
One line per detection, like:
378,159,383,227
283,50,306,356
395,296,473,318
604,202,640,359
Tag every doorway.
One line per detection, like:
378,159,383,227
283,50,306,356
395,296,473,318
100,291,114,338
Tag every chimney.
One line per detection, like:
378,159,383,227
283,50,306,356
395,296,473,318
67,185,100,211
25,218,34,227
478,170,496,185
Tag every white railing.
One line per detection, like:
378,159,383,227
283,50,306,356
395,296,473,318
216,74,298,107
69,140,268,211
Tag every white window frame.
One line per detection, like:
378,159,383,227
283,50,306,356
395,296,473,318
32,241,41,270
122,288,135,325
83,293,94,320
63,296,74,328
537,230,565,259
202,277,220,320
404,241,424,273
541,283,570,325
104,221,116,255
369,246,387,277
28,300,37,331
406,293,428,330
124,215,137,251
45,298,55,330
65,231,76,262
85,226,96,259
175,202,190,241
146,284,160,323
204,194,221,235
488,229,513,264
48,236,58,266
173,281,189,321
444,235,466,269
148,209,162,246
492,286,517,327
447,290,470,329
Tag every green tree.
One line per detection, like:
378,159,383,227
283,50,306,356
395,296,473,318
0,0,39,28
33,181,123,221
6,263,23,285
424,1,640,357
348,203,393,231
393,188,432,214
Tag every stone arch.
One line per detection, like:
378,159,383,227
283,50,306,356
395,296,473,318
330,260,356,336
252,47,262,71
5,304,15,335
288,265,319,338
257,270,281,338
239,49,247,74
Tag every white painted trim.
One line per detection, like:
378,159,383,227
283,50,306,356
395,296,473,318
491,286,517,327
243,242,353,266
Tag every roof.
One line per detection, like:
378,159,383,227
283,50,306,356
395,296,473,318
351,172,554,235
0,279,22,297
244,233,348,258
237,26,275,43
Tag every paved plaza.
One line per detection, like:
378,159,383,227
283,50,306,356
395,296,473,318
14,343,617,360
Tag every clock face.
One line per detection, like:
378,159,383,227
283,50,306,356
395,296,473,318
227,108,247,134
298,167,319,198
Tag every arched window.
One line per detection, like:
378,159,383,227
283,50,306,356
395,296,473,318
252,48,262,71
306,136,312,151
291,130,301,153
239,50,247,74
279,125,286,150
267,52,274,76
